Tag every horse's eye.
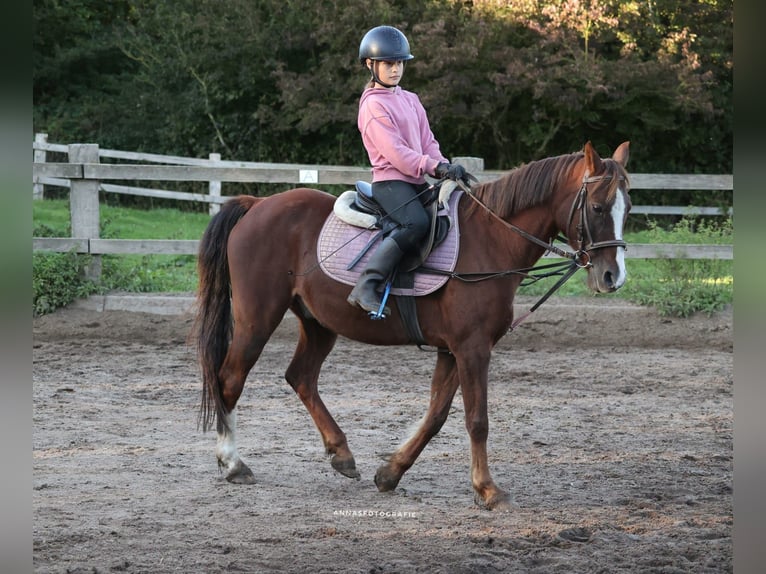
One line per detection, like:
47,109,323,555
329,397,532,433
591,203,604,214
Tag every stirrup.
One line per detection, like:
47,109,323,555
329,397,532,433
369,281,392,320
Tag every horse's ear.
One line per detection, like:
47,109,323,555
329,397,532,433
612,141,630,168
583,141,602,176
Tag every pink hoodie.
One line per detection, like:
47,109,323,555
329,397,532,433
358,86,447,184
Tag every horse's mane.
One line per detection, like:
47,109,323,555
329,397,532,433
467,151,627,221
467,153,583,219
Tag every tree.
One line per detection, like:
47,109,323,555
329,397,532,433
33,0,732,181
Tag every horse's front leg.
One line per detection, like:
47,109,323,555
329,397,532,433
458,350,513,511
375,352,460,492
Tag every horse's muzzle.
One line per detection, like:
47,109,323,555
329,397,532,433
588,262,626,293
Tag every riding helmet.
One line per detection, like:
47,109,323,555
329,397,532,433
358,26,414,64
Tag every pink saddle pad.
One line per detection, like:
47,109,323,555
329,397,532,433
317,190,462,296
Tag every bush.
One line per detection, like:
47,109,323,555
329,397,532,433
621,217,733,317
33,252,98,316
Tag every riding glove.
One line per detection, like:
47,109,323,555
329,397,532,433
435,162,466,182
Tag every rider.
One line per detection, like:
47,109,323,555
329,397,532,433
348,25,467,318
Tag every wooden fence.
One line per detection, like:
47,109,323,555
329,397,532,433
32,136,733,279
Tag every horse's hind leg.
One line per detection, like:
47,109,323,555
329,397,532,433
216,405,253,484
375,351,460,492
285,314,360,479
216,310,285,484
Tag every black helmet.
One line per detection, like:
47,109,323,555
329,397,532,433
358,26,414,64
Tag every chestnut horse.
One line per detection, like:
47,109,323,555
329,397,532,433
194,141,631,510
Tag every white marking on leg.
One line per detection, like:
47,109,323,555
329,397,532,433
611,189,628,288
216,408,241,472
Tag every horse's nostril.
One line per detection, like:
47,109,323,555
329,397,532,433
604,271,615,290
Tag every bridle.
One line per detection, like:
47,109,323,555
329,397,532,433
455,171,629,329
460,172,628,269
564,174,628,267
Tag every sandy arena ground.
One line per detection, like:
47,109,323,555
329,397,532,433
33,296,732,573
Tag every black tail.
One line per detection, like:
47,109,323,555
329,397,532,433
193,195,261,433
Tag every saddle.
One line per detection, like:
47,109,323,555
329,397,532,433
319,182,462,345
318,183,462,298
333,180,457,272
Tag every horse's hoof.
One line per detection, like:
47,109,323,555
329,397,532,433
374,464,401,492
475,490,515,512
225,460,256,485
331,455,361,480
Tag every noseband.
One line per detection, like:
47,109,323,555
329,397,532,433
565,174,628,268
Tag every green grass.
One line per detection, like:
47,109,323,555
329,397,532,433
618,218,733,316
33,199,733,316
34,199,209,294
517,217,733,316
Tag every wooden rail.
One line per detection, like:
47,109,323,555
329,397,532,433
31,237,734,261
32,138,733,279
32,134,733,215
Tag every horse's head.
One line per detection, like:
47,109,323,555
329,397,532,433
563,141,631,293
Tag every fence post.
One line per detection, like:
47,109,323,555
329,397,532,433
209,152,221,216
69,144,102,281
33,133,48,200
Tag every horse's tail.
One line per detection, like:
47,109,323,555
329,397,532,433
194,195,261,433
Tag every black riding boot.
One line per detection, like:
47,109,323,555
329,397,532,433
347,237,404,317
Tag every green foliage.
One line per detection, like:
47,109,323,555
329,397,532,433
620,217,733,316
33,0,733,186
33,0,138,149
33,210,92,316
98,203,211,240
32,200,209,313
517,217,733,317
33,251,98,316
98,254,198,293
32,199,71,236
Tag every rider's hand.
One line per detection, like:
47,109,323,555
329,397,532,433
435,162,467,182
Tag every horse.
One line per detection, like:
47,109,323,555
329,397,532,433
193,141,631,510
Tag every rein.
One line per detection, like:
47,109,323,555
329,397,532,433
452,173,627,330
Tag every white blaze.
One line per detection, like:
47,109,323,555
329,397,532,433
611,189,628,288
